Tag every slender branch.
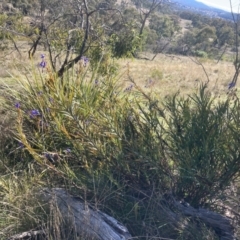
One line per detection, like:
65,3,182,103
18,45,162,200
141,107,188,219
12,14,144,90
216,44,228,64
138,0,163,36
57,0,90,77
229,0,240,86
151,37,173,61
9,36,22,58
188,56,210,84
44,31,56,72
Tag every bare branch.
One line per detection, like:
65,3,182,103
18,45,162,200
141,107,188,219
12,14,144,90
188,56,210,84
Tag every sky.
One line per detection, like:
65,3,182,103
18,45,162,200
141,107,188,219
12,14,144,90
196,0,240,13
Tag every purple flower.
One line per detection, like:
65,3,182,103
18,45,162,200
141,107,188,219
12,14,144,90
30,109,41,118
94,79,99,85
40,60,46,68
44,153,53,162
81,56,89,67
39,54,46,71
228,82,236,90
43,152,59,163
63,148,71,154
18,141,24,148
15,102,20,108
124,84,133,92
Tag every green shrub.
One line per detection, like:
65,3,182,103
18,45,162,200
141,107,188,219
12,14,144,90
162,85,240,207
195,50,208,58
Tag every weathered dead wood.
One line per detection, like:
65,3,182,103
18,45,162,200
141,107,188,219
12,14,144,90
38,188,132,240
7,188,131,240
7,188,237,240
168,197,236,240
8,230,46,240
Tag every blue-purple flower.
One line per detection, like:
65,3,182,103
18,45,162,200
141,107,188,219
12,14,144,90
15,102,20,108
40,60,46,68
44,152,59,163
39,54,46,71
94,79,99,85
124,84,133,92
81,56,89,67
228,82,236,90
29,109,41,118
18,141,24,149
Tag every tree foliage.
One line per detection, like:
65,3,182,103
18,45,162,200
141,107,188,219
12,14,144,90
149,14,180,38
0,0,238,64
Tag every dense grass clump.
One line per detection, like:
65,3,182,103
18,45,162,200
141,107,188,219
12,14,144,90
0,62,239,239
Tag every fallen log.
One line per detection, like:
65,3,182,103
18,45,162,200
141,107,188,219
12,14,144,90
7,188,237,240
8,230,46,240
8,188,132,240
41,188,236,240
39,188,132,240
164,196,236,240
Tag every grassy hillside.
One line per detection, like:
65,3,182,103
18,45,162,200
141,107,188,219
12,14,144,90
0,51,236,97
0,1,240,239
0,47,239,239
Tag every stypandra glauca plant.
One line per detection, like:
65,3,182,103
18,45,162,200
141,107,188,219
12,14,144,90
7,54,172,183
2,54,240,239
2,54,171,238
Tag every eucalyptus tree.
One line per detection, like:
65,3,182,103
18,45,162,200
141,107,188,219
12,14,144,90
1,0,172,73
1,0,127,76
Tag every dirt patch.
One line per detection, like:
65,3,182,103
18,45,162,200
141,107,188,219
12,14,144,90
179,19,192,34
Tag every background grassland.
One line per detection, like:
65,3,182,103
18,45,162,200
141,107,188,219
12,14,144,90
121,54,234,100
0,51,237,98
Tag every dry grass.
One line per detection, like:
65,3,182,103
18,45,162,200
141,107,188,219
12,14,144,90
0,51,237,101
179,19,193,34
117,53,236,99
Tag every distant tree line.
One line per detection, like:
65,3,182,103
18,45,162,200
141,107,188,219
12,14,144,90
0,0,238,67
176,11,235,57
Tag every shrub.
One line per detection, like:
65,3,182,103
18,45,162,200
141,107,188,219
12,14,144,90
195,50,208,58
162,85,240,207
